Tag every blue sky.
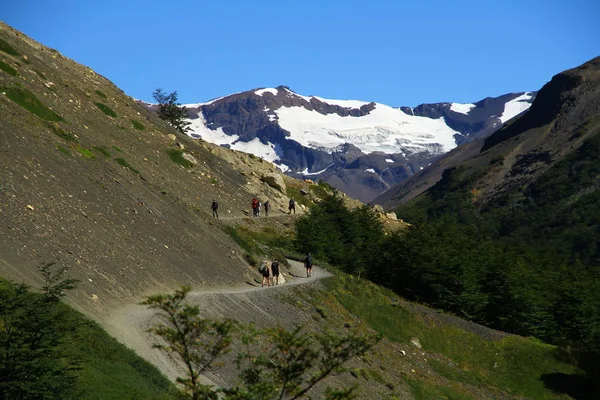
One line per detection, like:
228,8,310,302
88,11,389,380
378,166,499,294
3,0,599,106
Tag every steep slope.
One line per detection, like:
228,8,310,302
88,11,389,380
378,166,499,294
140,86,534,202
375,58,600,209
0,22,298,321
382,56,600,354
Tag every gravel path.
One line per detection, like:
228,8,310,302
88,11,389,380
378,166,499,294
102,260,331,385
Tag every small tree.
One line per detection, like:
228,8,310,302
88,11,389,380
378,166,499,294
152,88,191,134
143,287,379,400
39,260,78,302
0,280,80,399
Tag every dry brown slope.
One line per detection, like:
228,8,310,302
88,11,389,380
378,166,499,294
0,22,302,320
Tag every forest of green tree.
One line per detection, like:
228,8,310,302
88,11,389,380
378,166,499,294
295,133,600,370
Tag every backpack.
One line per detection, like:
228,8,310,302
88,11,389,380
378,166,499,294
306,255,313,266
271,261,279,274
289,199,295,207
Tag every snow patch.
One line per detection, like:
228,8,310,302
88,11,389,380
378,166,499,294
365,168,376,173
297,164,334,176
230,138,280,163
275,103,459,154
500,92,533,123
187,112,238,145
255,88,279,97
276,163,290,173
450,102,476,115
385,159,394,163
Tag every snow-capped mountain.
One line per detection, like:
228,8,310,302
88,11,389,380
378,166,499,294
157,86,535,201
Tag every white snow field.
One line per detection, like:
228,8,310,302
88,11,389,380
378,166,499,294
450,102,476,115
183,88,532,171
500,92,534,123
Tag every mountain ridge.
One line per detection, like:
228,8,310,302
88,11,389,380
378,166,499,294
142,86,535,202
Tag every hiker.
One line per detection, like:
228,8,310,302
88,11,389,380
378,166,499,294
257,200,262,217
271,259,280,285
252,198,259,217
261,261,271,287
264,200,270,217
304,253,313,278
211,199,219,219
288,198,296,214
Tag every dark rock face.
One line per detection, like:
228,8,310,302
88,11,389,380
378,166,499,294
139,86,536,202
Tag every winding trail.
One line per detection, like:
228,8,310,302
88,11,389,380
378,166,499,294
103,259,331,385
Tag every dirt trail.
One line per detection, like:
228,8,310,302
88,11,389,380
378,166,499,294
102,260,330,385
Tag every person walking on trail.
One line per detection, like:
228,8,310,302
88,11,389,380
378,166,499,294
288,198,296,214
261,262,271,287
251,198,259,217
264,200,270,217
304,253,314,278
271,259,280,285
211,200,219,219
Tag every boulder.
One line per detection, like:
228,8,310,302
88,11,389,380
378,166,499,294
373,205,385,214
261,173,286,193
167,133,177,141
182,152,198,166
385,212,397,220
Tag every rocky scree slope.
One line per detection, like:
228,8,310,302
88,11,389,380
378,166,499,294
0,22,302,322
143,86,535,202
375,56,600,210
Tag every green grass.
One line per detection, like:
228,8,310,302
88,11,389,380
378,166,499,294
115,158,139,174
0,38,19,56
50,124,78,143
311,180,334,199
59,304,175,399
286,186,313,208
94,102,117,117
1,86,63,121
0,60,18,76
406,378,474,400
93,146,111,158
131,119,145,130
112,145,123,152
57,146,72,157
77,147,95,159
0,280,175,399
323,276,580,399
95,89,108,99
166,148,193,168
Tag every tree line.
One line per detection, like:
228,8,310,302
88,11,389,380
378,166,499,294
294,133,600,356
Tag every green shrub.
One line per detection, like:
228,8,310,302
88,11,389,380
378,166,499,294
94,102,117,117
165,148,193,168
131,119,145,130
112,145,123,152
0,38,19,56
1,86,63,121
115,158,139,174
51,124,78,143
0,60,18,76
57,146,72,156
93,146,111,158
95,90,107,99
77,147,95,159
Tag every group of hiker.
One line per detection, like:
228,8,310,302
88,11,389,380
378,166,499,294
259,253,314,287
211,197,297,219
251,198,270,217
